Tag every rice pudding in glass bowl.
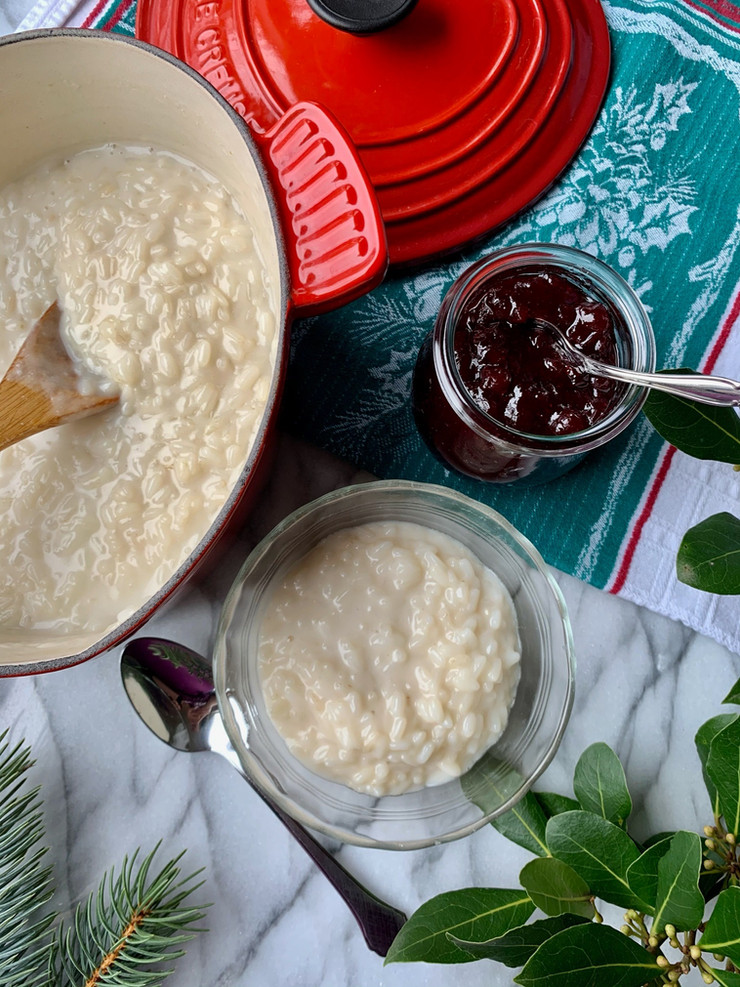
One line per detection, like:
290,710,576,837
213,479,575,849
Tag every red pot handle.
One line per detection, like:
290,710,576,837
259,102,388,316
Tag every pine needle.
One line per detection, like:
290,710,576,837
0,728,209,987
48,846,209,987
0,731,56,987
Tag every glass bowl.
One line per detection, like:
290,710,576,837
412,243,656,484
213,479,575,849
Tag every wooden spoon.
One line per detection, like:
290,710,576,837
0,302,118,452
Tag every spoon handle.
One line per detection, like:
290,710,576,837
216,722,408,953
531,317,740,407
265,795,407,954
121,636,407,956
588,362,740,407
215,746,407,954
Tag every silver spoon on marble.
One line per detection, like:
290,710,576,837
120,636,407,956
534,318,740,406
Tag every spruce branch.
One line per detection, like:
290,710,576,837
48,846,209,987
0,728,209,986
0,731,56,986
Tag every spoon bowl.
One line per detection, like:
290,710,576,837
536,317,740,407
0,302,119,451
120,636,407,956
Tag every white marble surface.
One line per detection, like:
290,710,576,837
1,432,739,986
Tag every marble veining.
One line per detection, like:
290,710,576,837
1,433,738,987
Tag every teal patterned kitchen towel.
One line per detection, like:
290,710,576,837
56,0,740,652
281,0,740,653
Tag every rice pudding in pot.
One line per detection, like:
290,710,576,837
257,520,521,797
0,144,278,662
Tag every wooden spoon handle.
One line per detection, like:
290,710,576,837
0,377,58,451
0,303,118,452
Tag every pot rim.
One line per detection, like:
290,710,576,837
0,28,291,676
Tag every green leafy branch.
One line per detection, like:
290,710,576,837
643,379,740,595
385,675,740,986
0,732,208,986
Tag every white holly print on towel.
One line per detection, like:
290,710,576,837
497,78,700,307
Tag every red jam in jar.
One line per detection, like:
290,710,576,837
453,268,623,437
412,245,655,485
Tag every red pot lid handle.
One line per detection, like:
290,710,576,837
259,101,388,315
306,0,419,34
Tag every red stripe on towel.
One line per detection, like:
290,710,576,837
702,291,740,375
81,0,109,27
82,0,134,29
609,285,740,594
609,446,677,594
100,0,135,30
680,0,740,31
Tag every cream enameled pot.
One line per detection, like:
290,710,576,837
0,29,387,676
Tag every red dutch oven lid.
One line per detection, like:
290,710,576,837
136,0,611,267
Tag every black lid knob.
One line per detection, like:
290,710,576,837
306,0,419,34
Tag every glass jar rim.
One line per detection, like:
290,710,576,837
433,243,657,455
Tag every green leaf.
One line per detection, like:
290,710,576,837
631,831,718,917
519,857,593,919
546,812,644,909
384,889,534,965
461,754,549,857
514,922,661,987
535,792,581,818
650,831,704,933
700,870,727,901
710,969,740,987
643,831,677,849
491,791,550,858
696,713,739,816
573,743,632,827
643,378,740,463
706,716,740,835
677,512,740,595
626,837,671,913
448,914,590,965
723,677,740,706
699,886,740,965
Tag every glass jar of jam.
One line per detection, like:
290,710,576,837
412,244,656,484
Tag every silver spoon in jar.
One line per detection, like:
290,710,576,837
120,636,407,956
534,318,740,406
